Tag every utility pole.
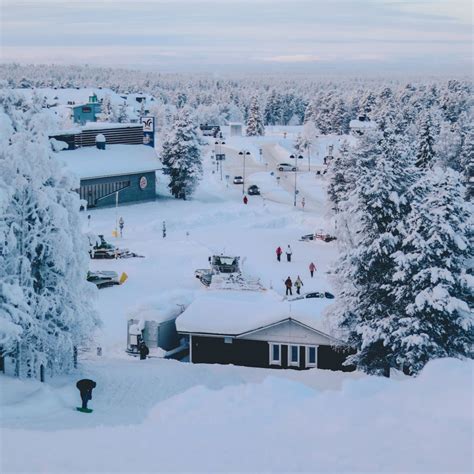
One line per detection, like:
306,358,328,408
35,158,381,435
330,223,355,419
239,150,251,195
290,154,303,206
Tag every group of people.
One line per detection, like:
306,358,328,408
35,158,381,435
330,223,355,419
276,245,318,295
284,275,304,296
276,245,293,262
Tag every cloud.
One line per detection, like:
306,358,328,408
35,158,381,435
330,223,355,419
1,0,471,73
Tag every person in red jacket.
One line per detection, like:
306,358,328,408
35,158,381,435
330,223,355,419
309,262,316,278
276,246,283,262
243,195,248,205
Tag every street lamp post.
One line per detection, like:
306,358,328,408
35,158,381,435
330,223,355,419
215,140,226,181
239,150,251,195
290,154,303,206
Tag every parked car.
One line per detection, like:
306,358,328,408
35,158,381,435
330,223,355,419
233,176,244,184
299,232,336,242
278,163,297,172
247,185,260,195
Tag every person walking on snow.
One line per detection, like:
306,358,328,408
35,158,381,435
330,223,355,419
243,195,248,205
309,262,316,278
286,245,293,262
276,246,283,262
119,217,124,237
139,342,150,360
285,276,293,296
295,275,304,295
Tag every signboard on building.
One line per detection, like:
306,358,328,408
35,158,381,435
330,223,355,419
141,116,155,148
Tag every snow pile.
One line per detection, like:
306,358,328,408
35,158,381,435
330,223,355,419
2,358,471,472
127,289,195,324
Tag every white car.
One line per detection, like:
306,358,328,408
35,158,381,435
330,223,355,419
233,176,244,184
278,163,297,172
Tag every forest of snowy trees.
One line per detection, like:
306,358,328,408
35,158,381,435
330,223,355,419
0,63,472,378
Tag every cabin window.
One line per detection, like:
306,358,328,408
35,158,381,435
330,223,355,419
269,343,281,365
224,337,233,344
289,345,299,366
306,346,318,367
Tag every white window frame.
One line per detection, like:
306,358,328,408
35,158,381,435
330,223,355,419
288,345,300,367
306,345,318,368
269,343,281,366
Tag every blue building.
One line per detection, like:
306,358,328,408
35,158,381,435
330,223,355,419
72,93,102,125
58,143,161,208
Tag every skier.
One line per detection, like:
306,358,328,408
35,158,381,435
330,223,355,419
276,246,283,262
286,245,293,262
309,262,316,278
139,342,149,360
295,275,304,295
76,379,96,412
284,276,293,296
243,195,248,205
119,217,124,237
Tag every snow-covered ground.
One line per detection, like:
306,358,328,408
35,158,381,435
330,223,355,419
1,129,472,473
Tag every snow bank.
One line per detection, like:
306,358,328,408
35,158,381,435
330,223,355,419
127,289,196,324
2,358,471,472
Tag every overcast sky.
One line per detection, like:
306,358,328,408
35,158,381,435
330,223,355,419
1,0,472,74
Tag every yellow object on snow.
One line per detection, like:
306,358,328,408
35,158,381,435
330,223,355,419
119,272,128,285
112,230,118,238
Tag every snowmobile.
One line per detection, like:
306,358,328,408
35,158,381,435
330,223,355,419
88,234,144,259
288,291,335,301
299,231,336,243
87,270,128,289
195,255,264,291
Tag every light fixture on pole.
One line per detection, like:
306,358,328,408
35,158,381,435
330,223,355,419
215,140,226,181
239,150,251,195
289,154,304,206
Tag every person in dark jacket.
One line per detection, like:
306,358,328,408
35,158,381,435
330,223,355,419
76,379,96,410
243,195,248,205
285,277,293,296
139,342,150,360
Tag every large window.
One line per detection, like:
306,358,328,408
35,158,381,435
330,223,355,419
79,179,130,207
269,343,281,366
306,346,318,368
289,345,299,366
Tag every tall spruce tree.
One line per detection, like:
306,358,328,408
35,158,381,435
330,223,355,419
161,108,202,200
391,167,473,374
0,98,100,378
416,113,436,168
246,96,265,136
332,128,415,375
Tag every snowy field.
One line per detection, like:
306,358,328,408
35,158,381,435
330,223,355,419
1,133,472,473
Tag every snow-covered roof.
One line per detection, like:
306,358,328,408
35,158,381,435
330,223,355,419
58,144,160,180
175,290,334,336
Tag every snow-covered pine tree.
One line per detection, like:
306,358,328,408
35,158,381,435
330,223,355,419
100,94,112,122
391,167,473,374
303,101,316,124
117,102,129,123
0,97,100,378
415,113,436,168
331,128,415,376
161,108,202,200
246,96,265,136
326,140,354,213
